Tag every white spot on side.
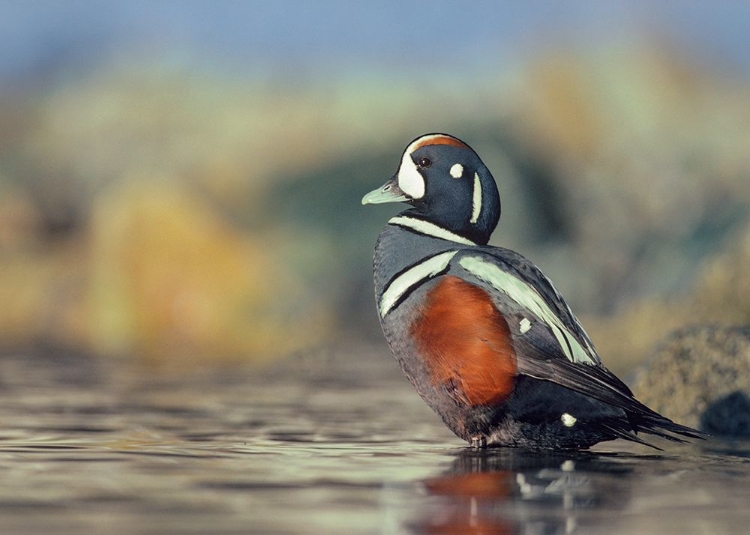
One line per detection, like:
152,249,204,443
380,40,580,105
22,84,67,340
519,318,531,334
458,256,598,365
470,173,482,224
397,153,425,199
379,251,458,317
561,413,577,427
561,460,575,472
389,216,477,246
449,163,463,178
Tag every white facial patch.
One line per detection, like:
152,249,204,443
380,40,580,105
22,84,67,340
449,163,463,178
470,173,482,224
458,256,599,365
397,152,425,199
561,413,577,427
379,250,458,317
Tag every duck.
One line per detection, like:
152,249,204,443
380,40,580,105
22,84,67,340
362,133,701,449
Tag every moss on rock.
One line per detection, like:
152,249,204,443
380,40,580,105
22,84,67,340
631,325,750,431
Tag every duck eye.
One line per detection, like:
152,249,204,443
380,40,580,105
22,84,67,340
418,157,432,168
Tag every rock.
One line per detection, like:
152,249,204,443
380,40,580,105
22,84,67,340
700,391,750,438
585,221,750,375
630,325,750,433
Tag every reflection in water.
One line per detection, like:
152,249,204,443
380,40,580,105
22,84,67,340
414,449,632,534
422,466,516,534
0,351,748,534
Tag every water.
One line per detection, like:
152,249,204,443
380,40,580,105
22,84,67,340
1,346,749,534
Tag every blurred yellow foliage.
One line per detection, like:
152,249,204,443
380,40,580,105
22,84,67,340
2,44,750,370
86,177,331,363
0,177,331,363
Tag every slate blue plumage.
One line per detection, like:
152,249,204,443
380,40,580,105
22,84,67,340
363,133,701,449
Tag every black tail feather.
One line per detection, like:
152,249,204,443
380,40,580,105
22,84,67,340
517,357,707,446
600,409,706,450
636,412,707,442
600,422,664,450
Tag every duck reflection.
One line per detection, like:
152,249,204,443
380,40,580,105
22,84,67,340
413,449,634,534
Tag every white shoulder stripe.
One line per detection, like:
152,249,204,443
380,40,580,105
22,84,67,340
470,172,482,224
380,250,458,317
389,216,477,246
458,256,598,365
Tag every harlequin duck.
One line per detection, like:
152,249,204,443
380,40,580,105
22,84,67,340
362,133,701,450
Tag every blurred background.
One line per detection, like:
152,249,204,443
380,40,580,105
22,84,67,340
2,0,750,374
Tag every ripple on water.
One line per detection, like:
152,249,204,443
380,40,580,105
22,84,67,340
0,351,748,534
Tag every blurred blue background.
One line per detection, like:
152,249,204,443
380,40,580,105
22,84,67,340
3,1,750,79
1,1,750,372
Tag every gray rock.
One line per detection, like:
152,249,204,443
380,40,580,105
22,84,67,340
700,391,750,438
631,325,750,434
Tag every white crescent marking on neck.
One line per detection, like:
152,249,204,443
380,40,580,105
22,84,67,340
470,173,482,224
389,216,477,246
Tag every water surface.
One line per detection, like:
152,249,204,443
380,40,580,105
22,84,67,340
1,347,749,534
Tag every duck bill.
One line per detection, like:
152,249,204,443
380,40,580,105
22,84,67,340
361,177,409,205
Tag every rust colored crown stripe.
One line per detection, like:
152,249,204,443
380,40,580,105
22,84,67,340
404,134,471,157
412,134,470,151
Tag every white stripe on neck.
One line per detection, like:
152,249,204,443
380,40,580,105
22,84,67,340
389,216,476,246
470,173,482,224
